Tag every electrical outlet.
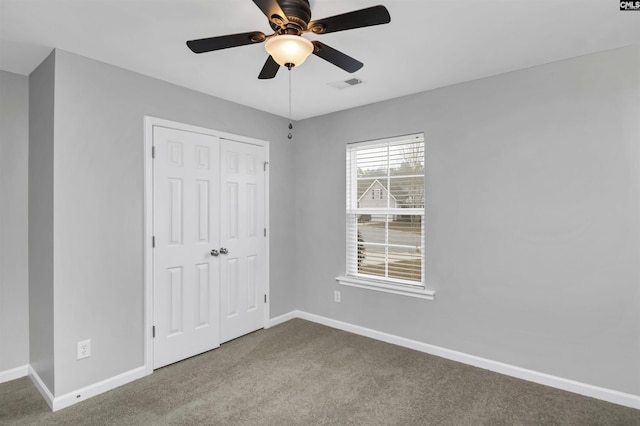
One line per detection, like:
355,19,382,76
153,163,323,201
77,339,91,360
334,290,341,303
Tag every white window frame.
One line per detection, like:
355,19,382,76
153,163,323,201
336,133,435,300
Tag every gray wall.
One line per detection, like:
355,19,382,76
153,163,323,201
295,46,640,396
0,71,30,372
34,49,296,395
28,52,56,391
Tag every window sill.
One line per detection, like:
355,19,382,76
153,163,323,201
335,276,435,300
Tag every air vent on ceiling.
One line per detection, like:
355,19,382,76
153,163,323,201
328,78,363,90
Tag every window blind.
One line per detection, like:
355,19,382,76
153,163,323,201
346,134,425,286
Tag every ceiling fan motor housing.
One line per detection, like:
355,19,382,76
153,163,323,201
269,0,312,34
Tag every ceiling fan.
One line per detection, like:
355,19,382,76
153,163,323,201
187,0,391,79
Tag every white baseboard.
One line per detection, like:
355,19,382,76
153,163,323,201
292,310,640,410
51,366,148,411
0,364,29,384
28,365,148,411
268,311,298,328
29,366,55,410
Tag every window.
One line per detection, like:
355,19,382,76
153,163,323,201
338,133,434,299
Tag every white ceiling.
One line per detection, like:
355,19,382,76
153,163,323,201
1,0,639,120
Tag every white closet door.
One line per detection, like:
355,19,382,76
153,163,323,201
219,139,266,343
153,126,221,369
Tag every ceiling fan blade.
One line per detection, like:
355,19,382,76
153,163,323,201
252,0,289,26
312,41,363,73
307,5,390,35
187,31,266,53
258,55,280,79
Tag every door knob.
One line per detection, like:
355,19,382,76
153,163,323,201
210,249,219,256
220,247,228,255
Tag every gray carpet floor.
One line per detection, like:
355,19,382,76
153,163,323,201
1,318,639,425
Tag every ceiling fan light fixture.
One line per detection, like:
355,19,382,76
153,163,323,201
265,35,314,68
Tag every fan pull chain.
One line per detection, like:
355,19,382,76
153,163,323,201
288,66,293,140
